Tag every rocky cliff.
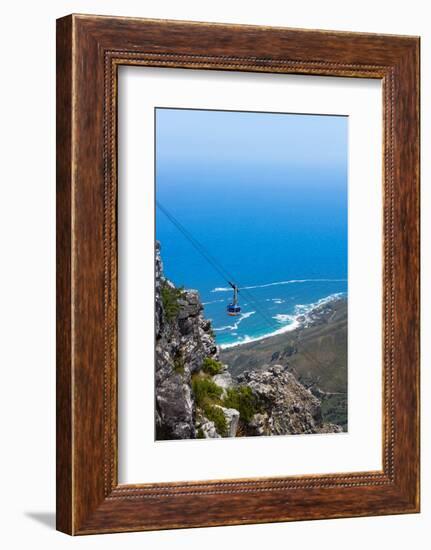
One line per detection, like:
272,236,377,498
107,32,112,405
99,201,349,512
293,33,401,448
155,242,219,439
237,366,342,436
155,243,342,439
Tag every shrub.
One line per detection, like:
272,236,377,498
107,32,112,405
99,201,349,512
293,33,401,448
204,404,227,436
223,386,258,423
161,282,184,322
197,428,205,439
192,375,223,408
201,356,223,376
192,374,228,436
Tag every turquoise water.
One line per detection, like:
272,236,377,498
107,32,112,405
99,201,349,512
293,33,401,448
155,108,348,347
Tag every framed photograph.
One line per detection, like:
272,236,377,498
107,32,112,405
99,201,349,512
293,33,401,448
56,14,420,534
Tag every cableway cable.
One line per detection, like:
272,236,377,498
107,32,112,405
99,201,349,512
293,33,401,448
157,200,275,327
156,200,331,369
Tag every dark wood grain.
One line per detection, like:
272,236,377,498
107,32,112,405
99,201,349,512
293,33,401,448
56,14,420,535
56,15,73,535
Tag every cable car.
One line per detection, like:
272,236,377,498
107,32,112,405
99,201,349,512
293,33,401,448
227,282,241,316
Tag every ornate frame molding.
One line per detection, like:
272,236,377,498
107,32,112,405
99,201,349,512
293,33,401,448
57,15,419,534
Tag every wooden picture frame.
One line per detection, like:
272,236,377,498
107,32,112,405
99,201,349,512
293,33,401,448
56,14,420,535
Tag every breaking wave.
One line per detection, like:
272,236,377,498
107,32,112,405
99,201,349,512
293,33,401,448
219,292,346,349
202,298,225,306
211,278,347,293
213,311,256,332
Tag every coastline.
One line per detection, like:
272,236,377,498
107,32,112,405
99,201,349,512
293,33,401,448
218,292,347,350
220,296,348,429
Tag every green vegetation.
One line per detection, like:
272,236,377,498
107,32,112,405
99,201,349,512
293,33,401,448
161,282,184,322
223,386,259,423
320,394,348,431
201,356,223,376
203,404,227,436
192,374,227,436
197,427,205,439
191,369,261,436
192,374,223,408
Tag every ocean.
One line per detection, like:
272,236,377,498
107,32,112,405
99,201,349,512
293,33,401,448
155,109,348,347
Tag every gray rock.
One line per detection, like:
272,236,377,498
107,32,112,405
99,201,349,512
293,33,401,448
215,405,240,437
155,243,220,440
155,369,195,440
177,291,202,319
198,418,221,439
213,371,234,391
239,365,341,436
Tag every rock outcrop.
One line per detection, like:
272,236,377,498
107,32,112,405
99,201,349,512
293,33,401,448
237,365,342,436
217,405,240,437
212,371,234,395
195,416,221,439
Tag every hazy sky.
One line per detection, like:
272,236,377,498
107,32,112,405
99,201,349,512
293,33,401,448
156,108,348,187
